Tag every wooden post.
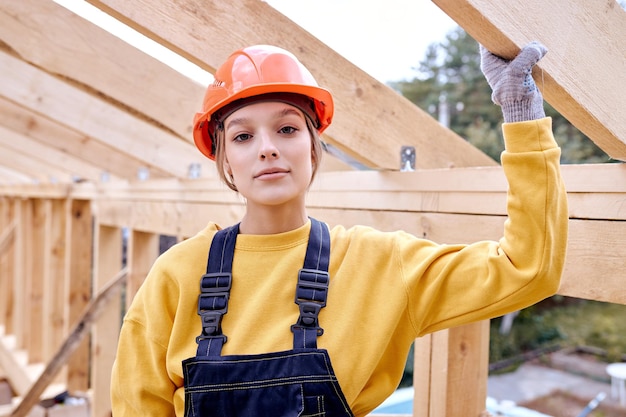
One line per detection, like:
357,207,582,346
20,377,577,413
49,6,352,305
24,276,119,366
126,230,159,309
91,224,123,417
42,199,67,366
27,200,46,364
64,199,93,393
12,199,32,351
0,198,16,332
413,321,489,416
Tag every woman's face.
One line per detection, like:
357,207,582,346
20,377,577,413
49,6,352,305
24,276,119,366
222,101,314,209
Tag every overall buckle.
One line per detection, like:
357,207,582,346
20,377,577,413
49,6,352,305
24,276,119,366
197,272,232,339
291,268,329,336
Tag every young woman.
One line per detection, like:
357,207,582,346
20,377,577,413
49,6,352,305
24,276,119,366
111,43,568,416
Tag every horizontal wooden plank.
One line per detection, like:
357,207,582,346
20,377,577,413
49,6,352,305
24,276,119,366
558,218,626,305
433,0,626,161
84,0,496,170
94,200,625,305
0,163,624,219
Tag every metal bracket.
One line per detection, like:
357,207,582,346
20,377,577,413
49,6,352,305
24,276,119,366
188,163,201,179
400,146,415,172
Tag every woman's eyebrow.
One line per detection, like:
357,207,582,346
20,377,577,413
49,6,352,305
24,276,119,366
273,108,303,119
226,107,304,131
225,117,248,131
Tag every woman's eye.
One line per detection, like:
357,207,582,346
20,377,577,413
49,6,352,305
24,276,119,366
279,126,297,135
233,133,251,142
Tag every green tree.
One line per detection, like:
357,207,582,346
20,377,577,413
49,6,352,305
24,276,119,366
390,27,611,164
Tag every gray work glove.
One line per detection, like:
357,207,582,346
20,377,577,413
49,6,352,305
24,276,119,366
480,41,547,123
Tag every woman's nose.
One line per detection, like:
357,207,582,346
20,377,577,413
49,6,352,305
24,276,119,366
258,132,280,159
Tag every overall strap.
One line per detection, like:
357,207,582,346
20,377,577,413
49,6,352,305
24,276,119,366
291,218,331,349
196,223,239,356
195,219,331,356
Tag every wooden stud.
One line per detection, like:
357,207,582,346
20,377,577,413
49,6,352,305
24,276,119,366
91,225,123,417
0,200,15,332
126,230,159,309
42,199,67,374
26,200,46,364
12,199,31,351
64,200,93,393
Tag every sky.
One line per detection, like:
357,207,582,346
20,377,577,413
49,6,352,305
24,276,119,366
53,0,458,85
265,0,458,82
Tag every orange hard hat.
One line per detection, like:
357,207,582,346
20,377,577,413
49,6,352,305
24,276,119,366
193,45,334,160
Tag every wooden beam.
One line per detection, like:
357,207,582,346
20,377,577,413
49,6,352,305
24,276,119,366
64,200,92,393
559,218,626,305
413,322,490,417
42,200,67,370
0,147,72,184
0,200,15,333
0,330,37,400
0,221,15,255
126,231,159,308
91,225,123,417
1,162,625,219
0,184,75,200
0,50,215,180
84,0,496,170
0,125,117,183
0,0,205,143
433,0,626,161
26,201,46,364
0,98,167,182
11,200,31,351
92,198,626,305
0,167,32,185
67,163,626,221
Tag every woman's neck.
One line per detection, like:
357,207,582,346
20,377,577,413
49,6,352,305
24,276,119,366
239,205,308,235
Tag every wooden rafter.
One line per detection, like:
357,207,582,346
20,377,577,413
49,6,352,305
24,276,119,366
0,125,120,183
0,50,215,181
0,0,204,143
434,0,626,161
0,98,167,181
0,147,70,184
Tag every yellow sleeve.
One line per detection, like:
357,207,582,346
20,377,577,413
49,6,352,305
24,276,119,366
110,261,180,417
407,117,568,334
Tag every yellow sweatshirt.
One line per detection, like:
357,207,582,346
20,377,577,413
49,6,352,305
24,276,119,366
111,118,568,417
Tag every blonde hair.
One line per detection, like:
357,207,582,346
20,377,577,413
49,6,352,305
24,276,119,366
215,116,323,192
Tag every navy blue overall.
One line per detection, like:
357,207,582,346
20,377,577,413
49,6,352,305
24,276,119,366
182,218,354,416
